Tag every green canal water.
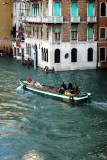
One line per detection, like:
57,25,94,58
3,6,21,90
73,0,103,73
0,57,107,160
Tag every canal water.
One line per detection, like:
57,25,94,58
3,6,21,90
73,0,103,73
0,57,107,160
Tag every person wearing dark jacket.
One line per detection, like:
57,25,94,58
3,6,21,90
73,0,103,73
67,81,72,90
61,81,66,90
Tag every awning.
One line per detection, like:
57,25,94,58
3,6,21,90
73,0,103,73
16,28,24,33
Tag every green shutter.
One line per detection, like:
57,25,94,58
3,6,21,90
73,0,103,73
54,2,60,16
88,3,94,16
46,2,48,16
54,28,60,33
71,2,77,16
88,28,93,39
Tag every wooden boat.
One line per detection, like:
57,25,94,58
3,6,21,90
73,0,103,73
19,79,91,104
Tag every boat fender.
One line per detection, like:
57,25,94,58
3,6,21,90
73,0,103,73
70,96,74,102
23,84,27,90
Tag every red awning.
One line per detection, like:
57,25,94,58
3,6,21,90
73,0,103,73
16,28,24,33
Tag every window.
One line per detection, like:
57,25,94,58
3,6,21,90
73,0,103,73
29,26,31,35
37,27,39,39
88,2,94,16
54,28,60,41
100,28,106,39
20,4,21,15
14,4,16,16
25,5,27,16
32,4,34,16
71,28,77,40
46,28,49,40
33,26,35,37
26,43,31,56
41,27,43,39
54,2,60,16
88,48,93,61
88,28,94,40
29,4,31,16
41,3,43,16
46,2,48,16
71,2,77,16
71,48,77,62
100,48,106,61
46,49,48,62
101,2,106,17
32,4,39,16
55,49,60,63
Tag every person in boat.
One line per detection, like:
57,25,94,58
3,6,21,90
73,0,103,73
67,81,72,90
27,78,33,83
57,81,66,93
74,83,79,94
61,81,66,90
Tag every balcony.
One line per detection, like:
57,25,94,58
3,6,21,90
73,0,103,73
22,16,63,24
87,16,97,23
71,16,80,23
26,16,42,23
42,16,63,23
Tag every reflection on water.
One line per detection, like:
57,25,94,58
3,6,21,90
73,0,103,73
0,57,107,160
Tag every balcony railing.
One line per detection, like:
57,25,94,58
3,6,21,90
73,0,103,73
42,16,63,23
71,16,80,23
87,16,97,23
22,16,63,23
26,16,42,23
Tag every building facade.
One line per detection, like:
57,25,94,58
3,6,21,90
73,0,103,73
97,0,107,68
12,0,98,71
0,0,13,55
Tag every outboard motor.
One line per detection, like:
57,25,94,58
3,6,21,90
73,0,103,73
23,84,27,90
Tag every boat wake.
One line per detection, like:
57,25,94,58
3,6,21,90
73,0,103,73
16,85,34,96
16,86,25,93
91,100,107,111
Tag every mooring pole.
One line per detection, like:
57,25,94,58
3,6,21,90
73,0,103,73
34,52,36,70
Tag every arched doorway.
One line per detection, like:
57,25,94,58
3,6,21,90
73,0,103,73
55,49,60,63
33,44,38,66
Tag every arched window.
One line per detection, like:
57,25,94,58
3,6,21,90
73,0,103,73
29,4,31,16
71,27,77,40
101,2,106,17
88,2,94,16
41,3,43,16
88,28,93,40
37,27,39,39
46,2,48,16
55,49,60,63
20,4,21,15
41,27,43,39
71,48,77,62
54,2,60,16
88,48,93,61
71,2,77,16
33,26,35,37
54,28,60,41
32,4,34,16
25,5,27,16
